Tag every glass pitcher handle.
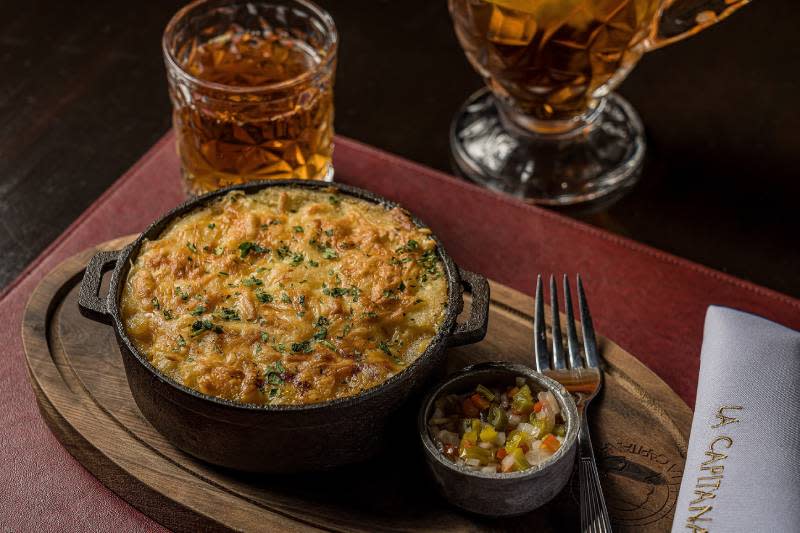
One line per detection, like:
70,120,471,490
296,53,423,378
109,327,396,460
647,0,751,50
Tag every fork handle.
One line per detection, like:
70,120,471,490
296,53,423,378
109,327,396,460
578,415,613,533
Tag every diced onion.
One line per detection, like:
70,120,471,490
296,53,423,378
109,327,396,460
538,391,560,416
508,414,522,426
497,431,506,445
437,429,459,446
517,422,535,436
481,466,498,474
478,441,493,449
466,458,481,467
501,454,516,472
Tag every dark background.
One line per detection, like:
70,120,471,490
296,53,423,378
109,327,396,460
1,0,797,296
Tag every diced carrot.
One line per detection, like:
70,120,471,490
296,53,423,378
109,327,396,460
533,401,544,413
541,434,561,453
520,443,529,453
462,398,479,417
470,393,490,410
508,386,519,397
496,448,508,460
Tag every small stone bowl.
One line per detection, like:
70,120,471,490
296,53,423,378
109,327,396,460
418,361,579,517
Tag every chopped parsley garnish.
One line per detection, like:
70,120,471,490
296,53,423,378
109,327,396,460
276,244,291,260
214,246,224,256
255,290,273,304
266,361,286,384
379,341,402,364
186,242,197,253
176,335,186,348
308,259,319,268
216,307,241,321
162,309,174,320
293,226,304,233
242,276,263,287
190,319,222,337
239,241,269,258
363,311,378,319
324,229,334,237
318,340,336,351
328,195,341,206
418,249,440,278
260,361,286,398
151,297,160,310
175,286,189,301
316,316,330,327
323,286,352,298
291,340,313,353
280,293,292,304
321,247,338,260
396,240,419,254
191,305,206,316
218,271,229,276
298,295,306,306
291,253,304,266
207,223,215,229
260,331,269,343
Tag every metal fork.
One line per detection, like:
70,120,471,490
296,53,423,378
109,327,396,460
534,274,612,533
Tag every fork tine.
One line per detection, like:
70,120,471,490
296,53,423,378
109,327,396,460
577,275,599,369
563,275,582,369
534,275,550,372
549,275,566,369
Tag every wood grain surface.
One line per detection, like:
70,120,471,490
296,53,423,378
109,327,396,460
23,236,692,532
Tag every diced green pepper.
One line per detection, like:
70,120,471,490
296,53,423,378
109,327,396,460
505,429,526,451
530,415,555,437
510,448,530,471
475,384,496,401
460,418,481,435
460,445,493,464
511,384,534,413
554,424,567,437
479,426,498,443
487,405,508,429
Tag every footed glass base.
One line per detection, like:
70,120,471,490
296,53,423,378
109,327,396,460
450,88,645,207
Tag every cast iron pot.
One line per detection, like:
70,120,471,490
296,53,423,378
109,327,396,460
78,179,489,473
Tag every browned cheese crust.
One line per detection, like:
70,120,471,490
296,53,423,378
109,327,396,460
121,188,448,405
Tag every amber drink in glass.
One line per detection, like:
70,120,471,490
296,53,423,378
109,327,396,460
163,0,337,196
449,0,749,205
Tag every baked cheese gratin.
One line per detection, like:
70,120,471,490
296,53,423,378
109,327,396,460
121,188,448,405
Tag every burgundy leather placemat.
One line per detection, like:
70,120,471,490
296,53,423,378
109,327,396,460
2,131,798,531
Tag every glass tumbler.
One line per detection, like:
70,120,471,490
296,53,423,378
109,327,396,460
449,0,749,205
163,0,337,196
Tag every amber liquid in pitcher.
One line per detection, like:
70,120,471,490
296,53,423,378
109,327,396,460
450,0,661,121
171,30,334,195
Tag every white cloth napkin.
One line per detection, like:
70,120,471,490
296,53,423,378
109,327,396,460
672,306,800,533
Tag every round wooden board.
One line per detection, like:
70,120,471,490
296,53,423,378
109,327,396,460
23,236,691,532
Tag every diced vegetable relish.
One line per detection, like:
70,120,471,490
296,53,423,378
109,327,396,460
428,377,566,473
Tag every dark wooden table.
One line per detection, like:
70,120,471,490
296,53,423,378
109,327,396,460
1,0,798,297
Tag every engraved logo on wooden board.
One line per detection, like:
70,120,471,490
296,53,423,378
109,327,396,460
598,440,683,527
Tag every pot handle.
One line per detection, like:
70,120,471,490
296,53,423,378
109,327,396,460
78,249,120,325
447,268,490,347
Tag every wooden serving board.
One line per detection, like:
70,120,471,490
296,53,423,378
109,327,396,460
23,236,691,532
